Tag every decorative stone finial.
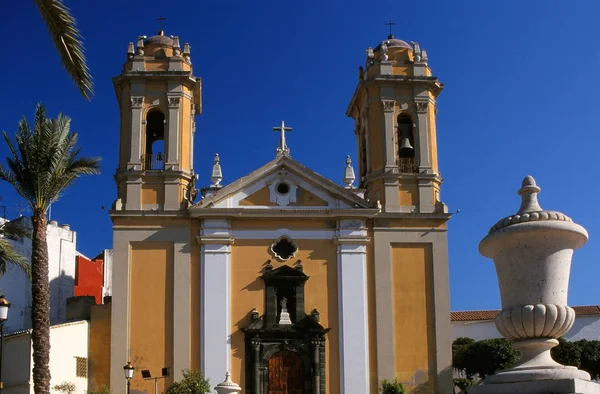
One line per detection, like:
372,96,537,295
517,175,542,214
380,41,389,61
172,36,181,56
136,36,145,56
210,154,223,187
127,42,135,59
421,49,428,65
183,43,191,63
488,175,574,234
411,41,422,63
343,155,356,189
273,121,292,157
214,372,241,394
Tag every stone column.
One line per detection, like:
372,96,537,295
312,339,321,393
252,340,261,394
198,219,234,389
335,219,370,394
472,176,600,394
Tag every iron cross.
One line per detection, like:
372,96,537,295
385,20,395,37
157,17,167,31
273,121,292,156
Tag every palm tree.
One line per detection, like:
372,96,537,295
0,104,100,394
35,0,93,100
0,220,31,278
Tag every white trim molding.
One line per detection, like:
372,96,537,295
199,219,233,387
335,219,370,394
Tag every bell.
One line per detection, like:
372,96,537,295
399,137,413,151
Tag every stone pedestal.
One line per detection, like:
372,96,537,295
474,176,600,393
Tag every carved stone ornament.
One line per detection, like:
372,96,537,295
270,236,298,261
416,101,429,112
130,97,143,108
168,97,181,108
381,100,395,112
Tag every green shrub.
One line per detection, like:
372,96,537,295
86,385,111,394
53,382,76,394
381,377,405,394
166,370,210,394
462,338,519,378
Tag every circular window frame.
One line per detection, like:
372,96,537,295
276,181,291,196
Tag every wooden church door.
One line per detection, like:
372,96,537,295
268,350,304,394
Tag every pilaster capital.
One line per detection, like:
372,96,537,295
415,101,429,113
131,96,144,108
381,100,395,112
168,96,181,108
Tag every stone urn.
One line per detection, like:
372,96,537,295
479,176,590,384
214,372,241,394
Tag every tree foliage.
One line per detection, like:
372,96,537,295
552,338,600,379
165,370,211,394
34,0,93,100
0,220,31,280
381,378,405,394
52,382,76,394
452,337,519,379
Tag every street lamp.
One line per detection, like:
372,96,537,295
0,295,10,394
123,361,134,394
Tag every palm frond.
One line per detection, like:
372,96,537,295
0,221,31,240
34,0,93,100
0,240,31,279
1,104,101,213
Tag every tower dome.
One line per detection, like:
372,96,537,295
374,35,412,51
144,31,174,47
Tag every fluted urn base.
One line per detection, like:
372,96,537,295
470,378,600,394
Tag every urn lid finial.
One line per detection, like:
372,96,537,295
517,175,542,214
488,175,574,234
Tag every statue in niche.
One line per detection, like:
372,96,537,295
279,296,292,325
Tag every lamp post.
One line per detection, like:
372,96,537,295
123,361,134,394
0,296,10,394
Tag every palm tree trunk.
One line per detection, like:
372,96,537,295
31,209,51,394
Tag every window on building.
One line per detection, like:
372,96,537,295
75,356,88,378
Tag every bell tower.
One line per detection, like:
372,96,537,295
113,29,201,211
347,34,444,214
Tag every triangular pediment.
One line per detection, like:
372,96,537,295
191,156,374,212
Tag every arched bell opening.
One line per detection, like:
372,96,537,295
396,114,417,172
143,110,166,170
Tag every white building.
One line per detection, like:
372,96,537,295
451,306,600,342
0,217,78,332
3,321,89,394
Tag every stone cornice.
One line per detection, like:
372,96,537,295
189,207,380,219
196,235,235,245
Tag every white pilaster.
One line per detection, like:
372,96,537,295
335,220,370,394
199,219,234,388
167,95,181,169
129,96,144,166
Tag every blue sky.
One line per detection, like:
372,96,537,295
1,1,599,311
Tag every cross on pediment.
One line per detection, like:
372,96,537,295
273,120,292,157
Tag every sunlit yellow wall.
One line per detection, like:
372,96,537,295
141,183,165,205
130,243,174,393
239,187,275,206
392,245,435,393
399,183,419,206
289,187,328,206
119,89,132,168
88,305,111,391
368,102,383,172
230,238,339,393
180,97,192,170
232,219,334,230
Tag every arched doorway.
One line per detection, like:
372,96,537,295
268,350,304,394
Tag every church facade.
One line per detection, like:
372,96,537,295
108,30,452,394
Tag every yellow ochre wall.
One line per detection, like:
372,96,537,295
229,238,340,393
392,245,435,393
88,305,111,391
366,230,379,394
129,243,175,393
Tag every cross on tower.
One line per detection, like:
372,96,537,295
385,20,395,38
157,16,167,33
273,121,292,157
